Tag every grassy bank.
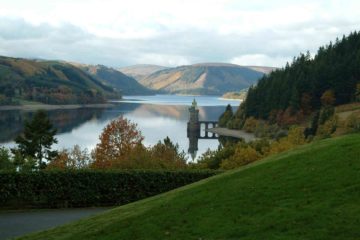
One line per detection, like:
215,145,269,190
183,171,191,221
19,134,360,239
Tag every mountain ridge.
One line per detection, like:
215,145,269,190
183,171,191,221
0,56,120,105
119,64,169,81
75,64,155,95
138,63,268,95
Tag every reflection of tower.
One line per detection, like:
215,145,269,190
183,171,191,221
187,99,200,160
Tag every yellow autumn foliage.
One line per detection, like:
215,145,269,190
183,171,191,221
220,146,262,170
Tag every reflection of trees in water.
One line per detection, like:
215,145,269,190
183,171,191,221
0,108,105,143
49,108,105,133
0,103,236,148
129,104,230,121
0,110,24,143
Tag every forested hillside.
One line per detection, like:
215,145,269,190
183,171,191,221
0,56,121,105
233,31,360,124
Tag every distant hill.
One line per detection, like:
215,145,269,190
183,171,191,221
0,56,120,105
78,64,155,95
246,66,277,74
119,64,169,81
139,63,265,95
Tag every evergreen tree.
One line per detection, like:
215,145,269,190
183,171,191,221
233,31,360,124
219,104,233,127
12,110,58,169
0,147,15,171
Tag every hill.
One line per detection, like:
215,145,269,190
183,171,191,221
79,64,155,95
18,133,360,239
140,63,265,95
236,32,360,123
0,56,120,105
246,65,277,74
119,64,169,81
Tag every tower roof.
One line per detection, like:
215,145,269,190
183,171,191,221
191,98,198,108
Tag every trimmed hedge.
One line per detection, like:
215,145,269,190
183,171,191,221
0,170,219,209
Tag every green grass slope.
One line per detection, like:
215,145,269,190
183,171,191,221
19,134,360,240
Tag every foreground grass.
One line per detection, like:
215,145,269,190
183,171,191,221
19,134,360,240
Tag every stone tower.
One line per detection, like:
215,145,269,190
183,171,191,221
187,99,200,160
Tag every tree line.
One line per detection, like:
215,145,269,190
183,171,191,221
0,111,188,171
226,31,360,128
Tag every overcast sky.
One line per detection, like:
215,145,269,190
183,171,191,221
0,0,359,68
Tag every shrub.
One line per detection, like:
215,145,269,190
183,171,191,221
243,117,259,133
196,144,237,170
220,145,262,170
0,170,219,209
316,115,338,138
345,112,360,133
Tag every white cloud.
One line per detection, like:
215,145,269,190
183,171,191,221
0,0,359,67
230,54,291,67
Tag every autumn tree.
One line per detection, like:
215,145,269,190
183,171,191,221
92,116,144,169
47,145,92,170
318,90,336,127
321,90,336,106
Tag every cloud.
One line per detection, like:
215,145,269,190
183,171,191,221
230,54,291,67
0,0,359,67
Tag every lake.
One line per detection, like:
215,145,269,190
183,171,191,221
0,95,240,161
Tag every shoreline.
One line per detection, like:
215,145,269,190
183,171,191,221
207,127,256,141
218,97,242,101
0,103,115,111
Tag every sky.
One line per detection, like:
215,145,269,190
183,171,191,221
0,0,359,68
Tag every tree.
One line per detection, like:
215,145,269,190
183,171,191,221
92,116,144,169
356,83,360,102
12,110,58,169
219,104,233,127
47,145,92,170
0,147,15,171
321,90,336,106
149,137,187,169
300,93,312,115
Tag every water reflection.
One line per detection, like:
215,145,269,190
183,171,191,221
0,96,239,160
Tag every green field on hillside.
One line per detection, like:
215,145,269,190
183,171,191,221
19,134,360,240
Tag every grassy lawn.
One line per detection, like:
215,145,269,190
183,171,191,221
19,134,360,240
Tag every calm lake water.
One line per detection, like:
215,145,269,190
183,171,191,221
0,95,240,160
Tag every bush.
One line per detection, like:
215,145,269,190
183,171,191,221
316,115,338,139
345,112,360,133
243,117,259,133
0,147,14,171
220,145,262,170
0,170,218,209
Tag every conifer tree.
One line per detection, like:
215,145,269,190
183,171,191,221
13,110,58,169
219,104,233,127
